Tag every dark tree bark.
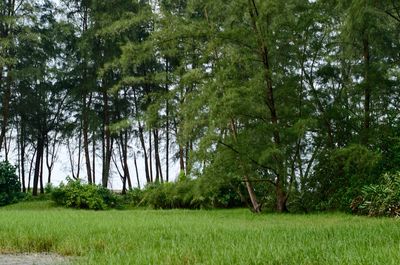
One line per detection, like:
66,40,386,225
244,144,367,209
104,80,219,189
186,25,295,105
133,152,140,189
149,130,153,182
32,135,45,196
165,58,170,182
133,89,150,183
102,91,112,188
153,129,163,183
92,136,96,184
362,36,371,145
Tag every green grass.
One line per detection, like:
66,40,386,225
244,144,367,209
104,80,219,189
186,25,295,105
0,201,399,264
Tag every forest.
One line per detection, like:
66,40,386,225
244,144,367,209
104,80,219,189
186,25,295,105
1,0,400,215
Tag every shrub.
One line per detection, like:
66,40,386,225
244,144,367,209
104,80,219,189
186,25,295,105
138,176,245,210
305,145,380,212
122,188,144,206
51,178,117,210
351,172,400,217
0,161,22,206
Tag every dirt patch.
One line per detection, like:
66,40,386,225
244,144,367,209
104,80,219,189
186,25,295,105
0,253,70,265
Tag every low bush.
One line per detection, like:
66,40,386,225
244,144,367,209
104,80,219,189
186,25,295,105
0,161,23,206
351,172,400,217
138,176,245,210
51,178,117,210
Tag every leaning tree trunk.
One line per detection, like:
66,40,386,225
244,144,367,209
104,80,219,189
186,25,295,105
230,119,261,213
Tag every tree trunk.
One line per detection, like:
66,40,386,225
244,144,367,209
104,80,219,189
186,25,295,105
40,147,44,194
362,37,371,145
133,89,150,183
179,145,185,173
20,123,26,192
28,148,37,192
32,136,44,196
138,125,150,183
0,68,12,154
83,93,92,184
133,152,140,189
102,91,111,188
119,130,131,194
149,131,153,182
153,129,163,183
230,119,261,213
92,136,96,184
165,58,170,182
248,0,287,212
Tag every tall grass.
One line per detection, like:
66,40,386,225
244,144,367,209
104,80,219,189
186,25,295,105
0,201,399,264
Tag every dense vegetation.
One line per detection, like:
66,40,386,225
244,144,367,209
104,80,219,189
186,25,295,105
0,161,22,206
1,201,400,264
0,0,400,214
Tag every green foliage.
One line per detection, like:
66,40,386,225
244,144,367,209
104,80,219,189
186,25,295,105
352,172,400,217
306,145,381,211
51,178,117,210
137,176,245,210
0,161,22,206
122,188,144,206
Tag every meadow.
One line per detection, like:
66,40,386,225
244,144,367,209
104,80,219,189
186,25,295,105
0,201,399,265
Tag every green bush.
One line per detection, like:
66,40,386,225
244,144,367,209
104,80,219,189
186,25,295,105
305,145,380,212
122,188,144,206
141,182,191,209
51,178,117,210
351,172,400,217
0,161,22,206
138,176,245,210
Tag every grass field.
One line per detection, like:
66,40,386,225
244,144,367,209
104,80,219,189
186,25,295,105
0,201,399,265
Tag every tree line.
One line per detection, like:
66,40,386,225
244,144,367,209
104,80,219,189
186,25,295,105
0,0,399,212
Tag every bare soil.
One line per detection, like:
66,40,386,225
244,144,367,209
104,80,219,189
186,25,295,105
0,253,69,265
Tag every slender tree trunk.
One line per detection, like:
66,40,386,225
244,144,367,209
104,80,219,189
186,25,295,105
153,129,163,183
124,130,132,190
133,89,150,183
179,145,185,173
76,122,82,179
138,125,150,183
119,131,131,194
66,138,76,179
185,143,189,176
248,0,287,212
20,122,26,192
102,91,111,188
165,58,170,182
133,152,140,189
83,93,92,184
92,136,96,184
28,148,37,192
46,144,52,184
362,36,371,145
40,146,44,194
149,131,153,182
33,136,44,196
45,133,58,184
0,69,12,154
153,130,159,183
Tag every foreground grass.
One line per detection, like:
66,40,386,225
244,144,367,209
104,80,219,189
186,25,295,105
0,201,399,264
